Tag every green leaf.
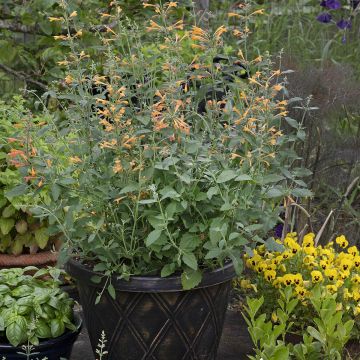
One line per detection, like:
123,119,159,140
5,184,27,199
119,184,139,194
216,170,237,183
2,205,16,218
291,188,313,198
307,326,325,343
205,248,221,259
160,187,180,200
235,174,252,181
91,275,102,284
35,319,52,339
207,186,219,200
0,218,15,235
182,253,198,270
146,229,162,247
50,318,65,338
107,284,116,300
180,234,200,252
181,269,202,290
272,346,290,360
6,316,27,346
261,174,285,184
34,227,50,249
51,184,61,201
161,263,176,277
285,117,299,128
265,188,285,198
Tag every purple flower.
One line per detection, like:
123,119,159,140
337,19,352,29
317,12,332,23
274,224,284,238
320,0,342,9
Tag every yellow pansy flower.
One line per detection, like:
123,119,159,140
239,279,253,289
282,274,295,286
340,258,353,272
354,256,360,269
264,269,276,282
348,246,359,257
295,286,307,298
311,270,323,283
352,275,360,285
273,256,283,265
271,312,278,323
247,254,262,268
354,305,360,316
293,273,303,286
354,291,360,302
326,284,338,294
336,235,348,248
281,250,293,260
335,280,344,289
325,268,337,281
304,246,316,256
273,277,283,288
339,270,350,280
266,264,277,271
344,288,353,300
255,262,266,273
319,259,329,271
302,233,315,247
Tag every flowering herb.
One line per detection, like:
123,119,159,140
21,1,309,291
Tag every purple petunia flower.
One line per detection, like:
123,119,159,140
274,224,284,239
317,12,332,23
337,19,352,29
320,0,342,9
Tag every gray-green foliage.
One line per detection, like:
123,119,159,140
0,267,76,347
22,2,310,291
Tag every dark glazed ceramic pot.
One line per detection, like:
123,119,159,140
0,313,82,360
66,259,235,360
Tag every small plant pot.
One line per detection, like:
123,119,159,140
0,313,82,360
66,259,235,360
0,251,58,268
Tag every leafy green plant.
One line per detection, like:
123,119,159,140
0,96,59,255
306,286,354,359
243,287,298,360
23,1,309,291
243,284,355,359
0,266,77,347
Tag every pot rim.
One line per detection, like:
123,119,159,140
0,312,82,351
66,258,236,292
0,251,58,268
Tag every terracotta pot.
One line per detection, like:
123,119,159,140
0,250,58,267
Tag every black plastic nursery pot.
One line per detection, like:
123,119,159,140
66,259,236,360
0,314,82,360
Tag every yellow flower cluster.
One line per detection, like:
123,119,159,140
245,233,360,315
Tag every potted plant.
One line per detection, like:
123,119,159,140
24,2,309,359
0,97,61,267
0,266,81,360
239,232,360,358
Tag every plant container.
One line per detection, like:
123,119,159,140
0,251,58,268
66,259,235,360
0,313,82,360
